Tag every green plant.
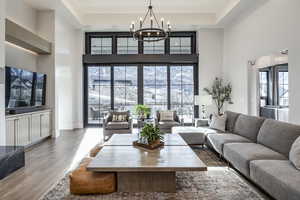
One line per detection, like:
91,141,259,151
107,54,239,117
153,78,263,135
134,104,151,119
140,124,163,144
204,77,233,115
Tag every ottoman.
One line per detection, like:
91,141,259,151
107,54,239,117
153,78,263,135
172,126,217,145
69,157,116,195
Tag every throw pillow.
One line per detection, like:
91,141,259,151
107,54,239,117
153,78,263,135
209,114,227,132
289,136,300,170
160,111,174,121
112,114,127,122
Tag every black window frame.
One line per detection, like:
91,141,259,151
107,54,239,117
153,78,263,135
258,64,288,108
84,31,199,127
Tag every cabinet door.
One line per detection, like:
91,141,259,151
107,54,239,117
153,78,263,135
17,115,31,146
41,112,51,137
31,114,41,142
6,118,16,146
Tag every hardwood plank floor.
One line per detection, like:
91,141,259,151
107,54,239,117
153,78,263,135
0,128,102,200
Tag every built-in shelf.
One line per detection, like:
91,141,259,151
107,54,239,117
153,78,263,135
5,19,52,55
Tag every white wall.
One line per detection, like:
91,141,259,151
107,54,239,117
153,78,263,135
5,44,38,72
197,29,224,116
222,0,300,124
6,0,37,33
0,0,6,145
55,14,83,130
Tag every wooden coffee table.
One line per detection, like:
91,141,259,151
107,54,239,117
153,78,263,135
87,134,207,192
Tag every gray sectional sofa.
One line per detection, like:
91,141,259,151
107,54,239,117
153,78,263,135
206,111,300,200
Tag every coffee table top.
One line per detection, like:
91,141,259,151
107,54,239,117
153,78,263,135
87,145,207,172
105,133,187,146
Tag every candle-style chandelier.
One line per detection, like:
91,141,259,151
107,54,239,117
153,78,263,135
130,0,171,42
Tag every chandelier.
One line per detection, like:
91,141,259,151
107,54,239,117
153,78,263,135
130,0,171,42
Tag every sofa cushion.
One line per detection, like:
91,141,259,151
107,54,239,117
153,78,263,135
206,134,252,154
107,122,129,130
224,111,240,132
160,111,174,121
257,119,300,157
159,121,180,129
234,114,265,142
289,136,300,170
223,143,286,177
250,160,300,200
209,114,226,132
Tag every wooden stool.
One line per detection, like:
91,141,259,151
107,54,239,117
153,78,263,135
89,144,103,157
69,157,116,195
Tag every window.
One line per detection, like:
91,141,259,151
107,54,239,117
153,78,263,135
170,37,191,54
259,71,268,107
117,37,138,54
170,66,194,123
259,65,288,108
84,32,198,127
143,66,168,114
87,66,111,124
91,37,112,55
278,71,288,106
114,66,138,113
143,38,165,54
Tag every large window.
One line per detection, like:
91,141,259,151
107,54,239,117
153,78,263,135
170,66,194,123
84,32,198,126
114,66,138,112
144,66,168,114
87,66,111,124
90,37,112,55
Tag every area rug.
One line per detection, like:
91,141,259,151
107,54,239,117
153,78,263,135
42,167,268,200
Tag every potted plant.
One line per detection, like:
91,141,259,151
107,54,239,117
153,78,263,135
134,124,164,149
204,77,233,115
134,104,151,120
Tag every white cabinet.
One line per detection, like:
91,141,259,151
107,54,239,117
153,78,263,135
41,112,51,137
17,115,31,146
31,113,42,143
5,110,52,147
6,118,16,146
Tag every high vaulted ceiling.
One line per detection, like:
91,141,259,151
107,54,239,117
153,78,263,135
23,0,267,30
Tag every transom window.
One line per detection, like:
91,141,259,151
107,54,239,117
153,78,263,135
170,37,191,54
143,38,165,54
117,37,138,54
91,37,112,55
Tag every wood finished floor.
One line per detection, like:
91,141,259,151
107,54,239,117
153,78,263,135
0,129,230,200
0,128,102,200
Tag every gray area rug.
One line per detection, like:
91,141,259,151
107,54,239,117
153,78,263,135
42,168,268,200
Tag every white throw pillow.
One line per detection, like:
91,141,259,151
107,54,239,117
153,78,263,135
289,136,300,170
209,114,226,132
160,111,174,121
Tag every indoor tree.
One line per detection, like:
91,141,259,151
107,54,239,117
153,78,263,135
204,77,233,115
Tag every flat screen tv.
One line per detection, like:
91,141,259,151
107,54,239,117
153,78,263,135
6,67,34,108
5,67,47,110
